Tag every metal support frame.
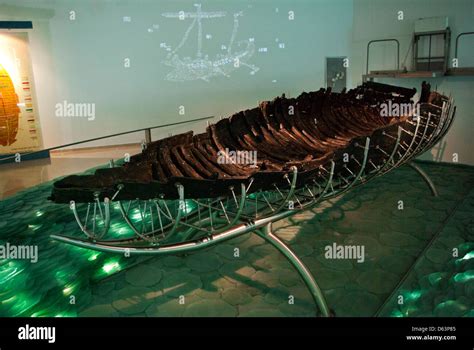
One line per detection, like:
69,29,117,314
255,222,331,317
50,137,373,317
375,98,454,198
408,162,438,197
50,92,456,317
70,196,111,240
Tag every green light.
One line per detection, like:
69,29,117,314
61,280,81,298
390,310,404,317
32,310,77,317
68,245,102,262
6,293,40,316
459,242,474,251
28,224,42,231
117,227,129,235
55,311,76,317
31,311,50,317
131,208,141,221
460,251,474,261
55,269,72,285
94,257,126,279
403,306,419,317
62,286,74,296
110,222,133,236
406,290,422,301
181,200,196,214
453,271,474,283
87,252,100,261
102,260,121,274
54,265,81,289
0,262,23,284
3,295,16,304
35,210,44,217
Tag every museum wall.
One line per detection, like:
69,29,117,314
0,0,353,151
350,0,474,165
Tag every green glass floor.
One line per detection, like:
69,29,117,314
0,161,473,317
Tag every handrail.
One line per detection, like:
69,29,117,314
0,115,214,163
366,39,400,75
454,31,474,61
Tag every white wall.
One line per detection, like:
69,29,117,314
0,0,353,150
350,0,474,165
3,0,471,165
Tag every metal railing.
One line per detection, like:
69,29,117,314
366,38,400,75
454,31,474,63
0,116,214,164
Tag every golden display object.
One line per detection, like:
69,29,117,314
0,64,20,147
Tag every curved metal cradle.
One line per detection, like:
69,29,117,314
50,85,456,317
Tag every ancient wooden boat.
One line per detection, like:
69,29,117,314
49,81,455,316
50,81,453,204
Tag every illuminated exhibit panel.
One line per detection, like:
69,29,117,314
0,64,20,146
0,32,42,155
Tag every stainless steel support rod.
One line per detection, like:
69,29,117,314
408,162,438,197
50,209,298,255
144,128,152,144
255,222,331,317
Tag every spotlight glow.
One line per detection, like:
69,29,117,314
454,271,474,283
102,260,121,274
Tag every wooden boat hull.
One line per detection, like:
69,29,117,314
49,81,452,203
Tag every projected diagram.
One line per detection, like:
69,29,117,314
161,4,259,82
